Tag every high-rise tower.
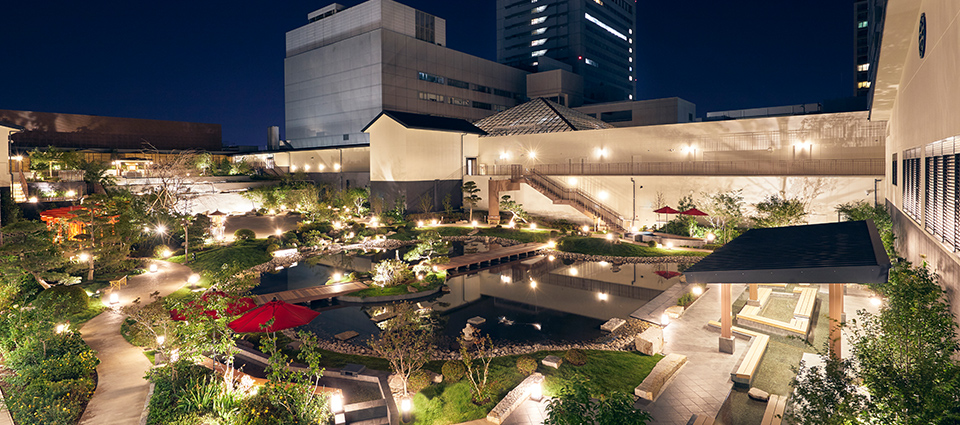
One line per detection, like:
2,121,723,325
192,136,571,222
854,0,886,98
496,0,636,105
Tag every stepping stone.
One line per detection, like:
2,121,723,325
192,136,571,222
407,285,419,293
370,311,397,322
467,316,486,326
665,305,685,319
601,318,626,332
542,355,562,369
335,331,359,341
748,387,770,401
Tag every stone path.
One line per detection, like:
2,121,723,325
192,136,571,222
79,260,193,425
0,390,14,425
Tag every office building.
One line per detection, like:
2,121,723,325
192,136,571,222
497,0,636,105
854,0,887,97
285,0,529,149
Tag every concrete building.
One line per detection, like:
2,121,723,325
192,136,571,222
497,0,636,105
284,0,529,149
575,98,698,127
873,0,960,319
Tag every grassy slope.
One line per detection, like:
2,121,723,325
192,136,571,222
187,239,273,277
558,236,709,257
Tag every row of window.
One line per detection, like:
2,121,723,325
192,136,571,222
900,140,960,251
418,91,508,112
417,72,521,100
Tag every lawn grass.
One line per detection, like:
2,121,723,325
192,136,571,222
67,298,107,326
187,239,273,277
348,280,441,298
412,350,662,425
558,236,709,257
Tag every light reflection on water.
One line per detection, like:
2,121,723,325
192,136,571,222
258,247,684,344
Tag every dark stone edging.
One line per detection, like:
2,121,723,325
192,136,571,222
542,250,703,264
338,286,442,303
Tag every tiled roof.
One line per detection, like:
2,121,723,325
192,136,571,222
473,98,613,137
362,110,487,135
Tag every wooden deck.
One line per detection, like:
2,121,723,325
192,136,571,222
439,242,547,273
253,281,368,304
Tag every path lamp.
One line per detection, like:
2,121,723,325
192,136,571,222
400,397,412,423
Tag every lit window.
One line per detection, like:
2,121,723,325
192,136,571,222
531,38,547,46
594,0,603,4
858,21,868,28
585,57,598,67
628,76,633,81
629,28,633,35
531,49,547,57
584,13,627,41
628,66,632,71
629,47,633,53
531,0,537,2
533,5,546,13
532,61,539,66
629,94,633,100
629,57,633,62
858,81,872,88
532,27,546,35
531,16,546,25
629,37,633,44
858,63,870,72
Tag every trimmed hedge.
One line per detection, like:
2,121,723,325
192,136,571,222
33,285,88,315
442,360,466,382
564,349,588,366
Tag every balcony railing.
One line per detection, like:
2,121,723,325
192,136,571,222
481,158,884,177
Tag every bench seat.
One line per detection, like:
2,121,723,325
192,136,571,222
761,394,788,425
706,321,769,386
792,288,818,319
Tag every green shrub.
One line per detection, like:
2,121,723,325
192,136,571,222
407,370,432,393
266,243,279,253
33,285,88,315
234,228,256,240
442,360,466,382
647,240,657,247
677,292,695,307
564,349,587,366
517,356,537,375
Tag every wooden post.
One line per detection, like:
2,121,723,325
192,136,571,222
719,284,735,353
748,283,760,306
829,283,844,358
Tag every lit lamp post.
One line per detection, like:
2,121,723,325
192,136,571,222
401,397,412,423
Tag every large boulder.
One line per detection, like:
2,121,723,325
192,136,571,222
635,326,664,355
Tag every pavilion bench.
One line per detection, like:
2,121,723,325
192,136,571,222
760,394,788,425
792,287,818,319
707,321,769,386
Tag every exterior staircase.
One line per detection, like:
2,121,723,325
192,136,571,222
521,168,626,232
12,169,28,202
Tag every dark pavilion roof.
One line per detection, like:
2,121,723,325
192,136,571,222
684,220,891,284
362,110,487,135
473,98,613,137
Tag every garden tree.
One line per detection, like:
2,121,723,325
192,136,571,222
752,195,807,228
418,193,433,214
228,159,252,176
66,193,142,279
459,333,496,404
194,152,215,175
848,261,960,424
242,180,322,215
836,200,895,256
340,186,369,215
172,291,242,392
544,375,652,425
372,259,410,287
659,195,698,236
122,291,178,366
403,229,450,265
78,159,117,192
0,220,69,289
369,302,435,395
788,344,867,425
462,181,482,222
701,189,744,243
28,147,83,178
258,329,332,424
144,149,198,216
499,195,530,223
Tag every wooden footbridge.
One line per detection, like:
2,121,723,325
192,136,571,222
439,242,548,273
252,281,368,305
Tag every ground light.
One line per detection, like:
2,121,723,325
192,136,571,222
471,220,478,227
149,263,158,272
598,292,608,301
400,397,412,423
705,233,716,243
605,233,614,241
530,381,543,401
56,324,68,334
109,293,119,305
275,228,283,236
870,297,882,307
692,286,703,296
188,274,200,284
161,248,172,258
660,313,670,326
156,335,165,346
546,240,556,248
547,255,555,261
665,242,674,249
329,393,343,413
582,225,590,233
529,223,537,230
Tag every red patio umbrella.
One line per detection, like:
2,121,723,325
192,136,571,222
680,208,708,216
228,300,320,333
169,291,257,321
653,206,680,214
654,270,682,279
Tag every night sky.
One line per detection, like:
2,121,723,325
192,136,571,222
0,0,851,148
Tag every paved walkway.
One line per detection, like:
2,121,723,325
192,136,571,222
79,260,193,425
0,390,14,425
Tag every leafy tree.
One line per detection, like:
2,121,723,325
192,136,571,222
701,189,744,243
340,187,369,216
418,193,433,214
499,195,529,223
368,303,435,395
849,261,960,424
544,374,651,425
459,333,495,404
836,201,895,257
462,181,482,222
372,259,410,287
66,194,142,279
78,159,117,189
258,330,331,424
28,147,83,178
0,220,69,288
788,347,867,425
123,291,178,365
403,229,449,265
194,152,215,175
752,195,807,228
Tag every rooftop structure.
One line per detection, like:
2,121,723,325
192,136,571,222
474,97,612,137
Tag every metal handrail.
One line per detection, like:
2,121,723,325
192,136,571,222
484,158,884,177
524,169,625,231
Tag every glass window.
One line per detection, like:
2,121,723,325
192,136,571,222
531,38,547,46
531,49,547,57
418,72,445,84
533,5,546,13
531,16,546,25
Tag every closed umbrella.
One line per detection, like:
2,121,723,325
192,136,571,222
228,300,320,333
